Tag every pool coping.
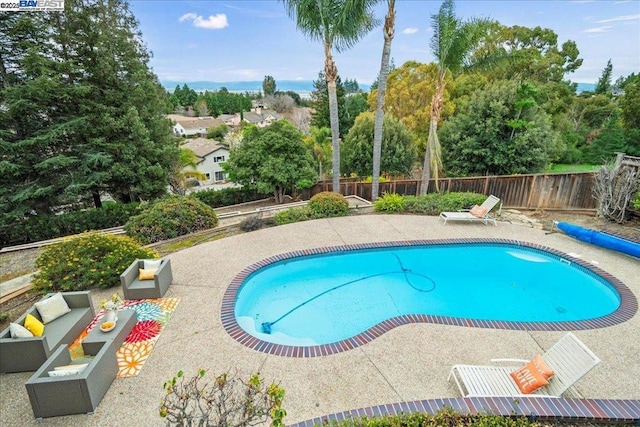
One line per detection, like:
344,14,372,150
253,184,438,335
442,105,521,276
288,397,640,426
220,238,638,358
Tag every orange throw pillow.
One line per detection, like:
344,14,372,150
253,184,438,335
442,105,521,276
510,360,549,394
531,354,554,379
470,205,488,218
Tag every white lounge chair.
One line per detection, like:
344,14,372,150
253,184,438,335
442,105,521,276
448,332,600,397
439,194,501,226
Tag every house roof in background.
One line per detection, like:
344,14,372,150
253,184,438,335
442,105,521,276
168,115,224,130
181,138,227,158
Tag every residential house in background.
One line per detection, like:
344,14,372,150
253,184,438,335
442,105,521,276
169,106,282,137
242,106,281,127
169,115,224,137
181,138,229,184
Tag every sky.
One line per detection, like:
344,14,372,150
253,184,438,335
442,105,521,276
128,0,640,85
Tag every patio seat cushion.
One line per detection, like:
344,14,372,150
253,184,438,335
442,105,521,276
41,308,90,353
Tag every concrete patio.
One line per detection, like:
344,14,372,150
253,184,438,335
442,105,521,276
1,214,638,425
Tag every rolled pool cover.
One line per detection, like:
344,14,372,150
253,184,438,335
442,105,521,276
555,221,640,259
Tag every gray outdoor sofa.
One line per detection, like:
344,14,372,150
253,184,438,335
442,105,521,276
25,341,117,418
0,291,95,373
120,258,173,300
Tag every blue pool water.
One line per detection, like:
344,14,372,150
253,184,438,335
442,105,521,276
234,244,621,346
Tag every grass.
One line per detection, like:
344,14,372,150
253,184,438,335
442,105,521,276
547,164,598,173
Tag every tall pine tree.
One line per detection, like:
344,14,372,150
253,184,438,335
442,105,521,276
0,0,178,220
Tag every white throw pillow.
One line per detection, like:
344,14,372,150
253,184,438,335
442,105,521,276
144,259,162,270
9,322,34,338
49,369,80,377
34,293,71,324
54,363,89,372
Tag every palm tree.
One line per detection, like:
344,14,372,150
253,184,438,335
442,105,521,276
419,0,491,194
371,0,395,201
169,148,206,195
281,0,377,194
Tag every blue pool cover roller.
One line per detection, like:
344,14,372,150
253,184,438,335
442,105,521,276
555,221,640,258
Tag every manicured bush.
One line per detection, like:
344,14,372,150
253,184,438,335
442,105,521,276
189,187,269,209
0,202,139,247
273,207,316,225
32,233,158,292
307,192,350,218
373,193,405,213
125,196,218,244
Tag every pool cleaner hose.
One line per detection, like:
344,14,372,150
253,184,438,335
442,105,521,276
260,253,436,334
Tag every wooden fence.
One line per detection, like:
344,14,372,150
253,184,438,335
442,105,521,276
307,172,598,210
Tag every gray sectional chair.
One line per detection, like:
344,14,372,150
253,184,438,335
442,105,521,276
0,291,95,373
120,258,173,300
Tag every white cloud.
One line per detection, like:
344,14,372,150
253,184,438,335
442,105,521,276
596,14,640,23
402,27,418,35
179,12,229,30
233,69,260,79
584,25,612,33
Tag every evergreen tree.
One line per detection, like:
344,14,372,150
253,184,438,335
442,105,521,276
342,112,415,177
584,111,626,163
309,71,351,137
0,0,179,219
595,59,613,95
262,75,276,95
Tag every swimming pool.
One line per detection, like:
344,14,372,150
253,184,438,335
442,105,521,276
222,239,636,356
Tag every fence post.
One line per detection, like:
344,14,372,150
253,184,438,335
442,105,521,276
526,175,537,209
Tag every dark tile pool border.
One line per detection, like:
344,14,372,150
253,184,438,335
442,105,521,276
220,239,638,357
288,397,640,426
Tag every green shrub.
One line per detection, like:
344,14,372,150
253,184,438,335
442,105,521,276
239,216,265,232
273,207,315,225
189,187,269,209
295,178,315,190
0,202,139,247
307,192,350,217
403,192,487,215
125,196,218,244
322,408,536,427
32,233,158,292
373,192,405,213
633,193,640,210
361,175,388,183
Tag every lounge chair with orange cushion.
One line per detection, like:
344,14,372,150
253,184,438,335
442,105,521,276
448,332,600,397
439,194,501,226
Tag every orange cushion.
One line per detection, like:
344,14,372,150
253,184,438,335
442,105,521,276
470,205,488,218
531,354,554,379
510,360,549,394
138,268,157,280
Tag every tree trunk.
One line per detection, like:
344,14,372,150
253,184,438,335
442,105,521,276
420,74,445,195
372,0,395,202
92,191,102,209
324,43,342,194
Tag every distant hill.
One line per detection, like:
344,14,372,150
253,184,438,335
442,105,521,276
161,80,371,94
